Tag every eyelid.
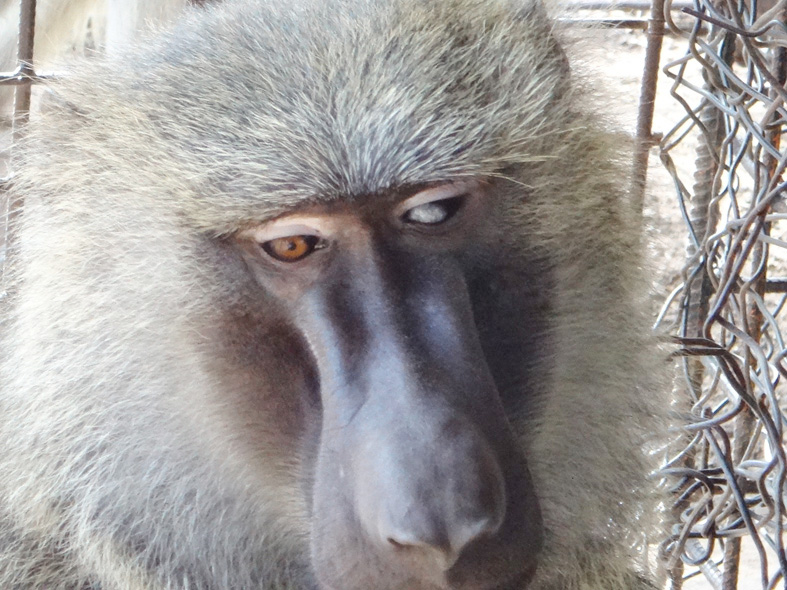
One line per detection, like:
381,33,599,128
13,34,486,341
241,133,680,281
238,219,327,242
395,180,479,218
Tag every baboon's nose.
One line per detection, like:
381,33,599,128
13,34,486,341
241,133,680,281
362,420,507,572
383,508,504,570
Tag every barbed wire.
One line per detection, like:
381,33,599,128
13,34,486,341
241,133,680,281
654,0,787,587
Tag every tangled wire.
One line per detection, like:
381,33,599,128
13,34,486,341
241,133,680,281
654,0,787,587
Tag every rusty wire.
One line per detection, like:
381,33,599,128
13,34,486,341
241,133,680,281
653,0,787,587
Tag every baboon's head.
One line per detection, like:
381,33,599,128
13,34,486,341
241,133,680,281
2,1,659,589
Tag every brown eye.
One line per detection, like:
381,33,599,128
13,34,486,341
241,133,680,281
261,235,322,262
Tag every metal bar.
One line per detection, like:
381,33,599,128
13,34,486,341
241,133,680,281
5,0,38,280
13,0,37,137
631,0,666,213
0,69,49,86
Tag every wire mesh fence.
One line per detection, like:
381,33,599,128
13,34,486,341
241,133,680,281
652,0,787,588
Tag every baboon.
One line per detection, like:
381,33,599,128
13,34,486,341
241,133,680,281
0,0,667,589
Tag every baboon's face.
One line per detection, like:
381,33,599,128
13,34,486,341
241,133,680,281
233,180,543,590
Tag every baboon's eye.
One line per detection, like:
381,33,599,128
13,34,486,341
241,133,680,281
262,235,323,262
402,196,465,225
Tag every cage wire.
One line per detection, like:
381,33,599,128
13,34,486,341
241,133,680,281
651,0,787,588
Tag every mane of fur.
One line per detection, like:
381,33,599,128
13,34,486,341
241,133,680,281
0,0,667,588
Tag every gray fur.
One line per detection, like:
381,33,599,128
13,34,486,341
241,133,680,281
0,0,667,588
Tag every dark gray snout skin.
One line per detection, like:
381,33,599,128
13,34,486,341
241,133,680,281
291,236,543,590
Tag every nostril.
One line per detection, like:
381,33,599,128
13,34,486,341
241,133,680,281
382,513,502,570
384,529,455,570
